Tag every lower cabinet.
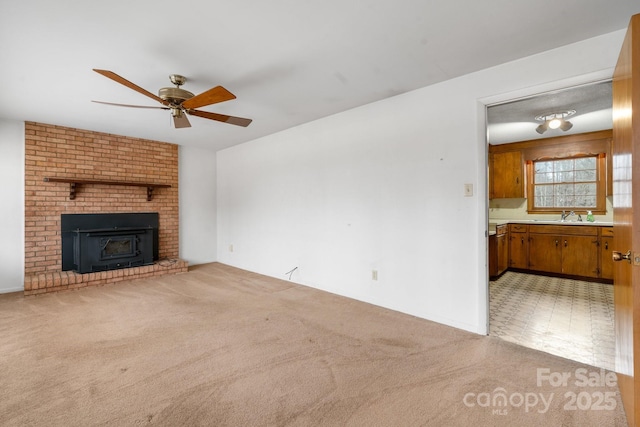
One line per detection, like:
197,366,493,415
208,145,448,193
599,227,614,280
497,225,509,275
489,235,498,277
528,225,599,278
528,233,562,273
562,235,599,277
506,223,611,280
508,224,528,269
489,224,509,278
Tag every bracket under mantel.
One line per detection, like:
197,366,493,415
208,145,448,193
43,177,171,201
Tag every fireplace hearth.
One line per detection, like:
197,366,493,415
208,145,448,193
62,213,158,274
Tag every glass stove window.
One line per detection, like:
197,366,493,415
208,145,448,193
104,239,132,256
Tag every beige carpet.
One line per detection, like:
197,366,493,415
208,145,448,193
0,263,628,426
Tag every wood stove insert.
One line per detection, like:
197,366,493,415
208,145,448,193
61,213,159,274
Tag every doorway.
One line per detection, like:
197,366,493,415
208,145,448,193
486,80,615,370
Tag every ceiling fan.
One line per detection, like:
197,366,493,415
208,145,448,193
92,69,252,128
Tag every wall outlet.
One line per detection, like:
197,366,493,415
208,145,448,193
372,269,378,281
464,183,473,197
229,244,234,252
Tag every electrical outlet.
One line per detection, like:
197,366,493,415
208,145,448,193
464,183,473,197
372,270,378,281
229,244,234,252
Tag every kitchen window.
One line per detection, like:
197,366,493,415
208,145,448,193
527,154,606,214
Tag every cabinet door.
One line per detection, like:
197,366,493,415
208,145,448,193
561,235,599,278
600,235,614,280
528,234,562,273
497,233,509,274
509,232,528,269
489,235,498,277
490,151,524,199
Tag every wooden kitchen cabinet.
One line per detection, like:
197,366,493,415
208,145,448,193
490,224,509,278
528,233,562,273
500,222,612,281
561,235,599,277
508,224,528,269
497,226,509,275
599,227,614,280
527,225,599,279
489,234,498,277
489,150,524,199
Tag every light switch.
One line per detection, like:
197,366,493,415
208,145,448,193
464,183,473,197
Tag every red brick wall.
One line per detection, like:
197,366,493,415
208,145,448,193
24,122,181,289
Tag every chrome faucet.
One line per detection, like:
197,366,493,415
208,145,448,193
561,210,568,221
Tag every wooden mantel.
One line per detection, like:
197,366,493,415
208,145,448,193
43,177,171,201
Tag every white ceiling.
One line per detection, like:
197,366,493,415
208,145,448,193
2,1,639,151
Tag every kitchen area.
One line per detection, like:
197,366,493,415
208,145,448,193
486,81,615,370
488,127,614,281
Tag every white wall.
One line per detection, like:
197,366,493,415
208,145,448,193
179,145,217,265
0,120,24,293
216,29,626,334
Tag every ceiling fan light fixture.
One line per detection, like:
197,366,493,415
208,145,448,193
169,74,187,87
92,69,252,128
158,86,195,105
159,74,194,105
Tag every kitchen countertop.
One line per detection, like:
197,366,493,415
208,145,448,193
489,219,613,234
493,219,612,226
507,219,612,226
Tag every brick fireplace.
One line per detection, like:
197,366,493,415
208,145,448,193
24,122,187,295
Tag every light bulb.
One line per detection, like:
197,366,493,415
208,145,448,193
548,118,562,129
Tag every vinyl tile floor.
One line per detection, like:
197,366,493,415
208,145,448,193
489,271,615,371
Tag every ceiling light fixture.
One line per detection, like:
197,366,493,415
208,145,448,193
534,110,576,134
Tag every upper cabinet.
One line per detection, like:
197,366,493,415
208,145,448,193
489,150,524,199
489,130,613,202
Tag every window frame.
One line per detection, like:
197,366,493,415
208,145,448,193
526,153,606,214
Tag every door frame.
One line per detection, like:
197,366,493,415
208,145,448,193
480,70,615,336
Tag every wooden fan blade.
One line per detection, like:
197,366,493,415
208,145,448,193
181,86,236,110
173,113,191,128
92,100,169,110
93,69,170,106
188,109,252,127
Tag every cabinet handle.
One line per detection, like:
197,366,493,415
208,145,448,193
521,237,524,245
605,241,608,250
555,239,559,247
564,240,568,247
516,177,519,184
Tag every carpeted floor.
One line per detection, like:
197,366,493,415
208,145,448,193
0,263,628,426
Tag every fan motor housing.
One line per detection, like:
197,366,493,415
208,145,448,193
158,87,194,105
